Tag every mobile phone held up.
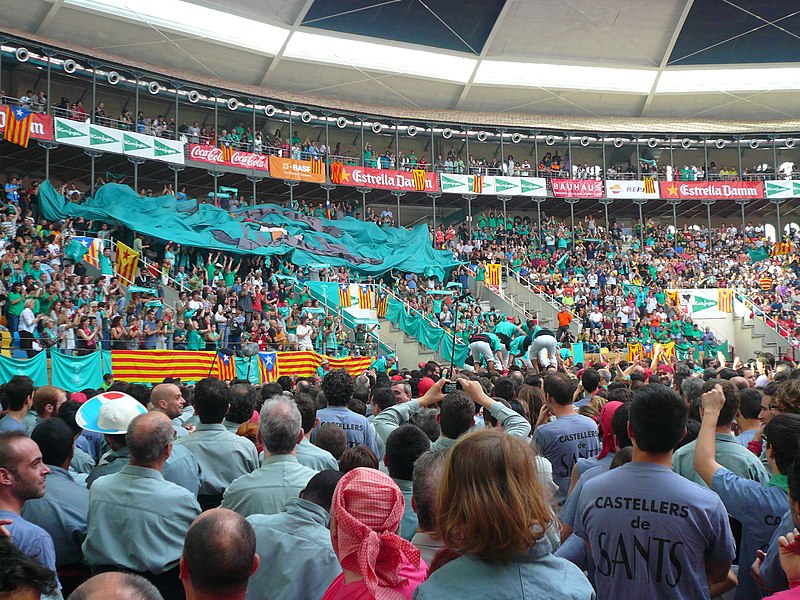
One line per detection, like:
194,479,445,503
443,381,461,394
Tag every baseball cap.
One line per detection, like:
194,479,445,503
417,377,435,397
76,391,147,434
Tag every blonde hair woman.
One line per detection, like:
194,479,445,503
413,428,593,599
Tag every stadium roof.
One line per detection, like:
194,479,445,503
3,0,800,123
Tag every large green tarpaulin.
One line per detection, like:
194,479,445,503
39,181,459,277
384,297,468,367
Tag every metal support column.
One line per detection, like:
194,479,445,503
284,179,299,207
247,176,264,203
320,183,336,218
208,169,222,204
633,198,647,249
129,156,145,190
735,199,750,233
356,187,371,220
463,193,476,236
667,199,681,231
85,149,103,196
565,198,579,248
599,198,613,233
773,198,786,239
534,198,544,245
498,195,510,232
701,200,716,252
428,192,442,238
390,190,405,227
168,165,184,196
38,141,58,180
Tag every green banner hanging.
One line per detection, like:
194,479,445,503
50,350,104,391
0,353,48,387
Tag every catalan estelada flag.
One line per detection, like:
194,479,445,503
115,241,139,285
627,342,644,363
412,169,426,191
4,106,33,148
220,141,233,162
471,174,484,194
772,241,794,257
258,351,278,383
339,283,352,307
325,199,332,220
216,352,236,381
71,237,101,268
111,350,217,382
358,285,373,309
376,291,388,318
485,263,501,287
311,156,324,175
718,289,733,313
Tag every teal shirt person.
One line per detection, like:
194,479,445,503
82,465,201,573
247,497,341,600
484,332,502,352
393,477,418,541
221,455,317,518
493,320,519,339
175,423,259,496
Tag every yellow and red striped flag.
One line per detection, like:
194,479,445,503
115,241,139,285
471,174,484,194
485,263,501,287
311,156,324,175
759,274,774,291
4,106,33,148
84,238,101,269
412,169,426,191
220,141,233,162
376,291,388,318
772,241,794,257
627,342,644,363
339,284,352,308
258,351,278,383
327,355,372,376
718,289,733,313
111,350,217,382
216,351,236,381
358,285,373,309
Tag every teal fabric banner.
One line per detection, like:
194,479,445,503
384,297,468,367
571,343,585,366
0,353,48,387
39,181,460,277
51,351,104,391
235,356,261,385
101,350,112,376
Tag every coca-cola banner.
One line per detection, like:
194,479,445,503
329,163,439,192
187,144,269,171
659,181,764,200
551,179,604,198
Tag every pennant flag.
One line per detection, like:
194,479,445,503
376,291,388,318
4,105,33,148
111,350,218,382
358,285,373,309
258,351,278,383
718,289,733,313
216,352,236,381
772,241,794,257
339,283,352,307
748,247,770,263
485,263,501,287
220,141,233,162
627,342,644,363
115,241,139,284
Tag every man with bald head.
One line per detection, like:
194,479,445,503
150,384,189,438
83,412,201,600
69,572,163,600
180,508,259,600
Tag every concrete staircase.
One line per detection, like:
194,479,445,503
380,321,440,369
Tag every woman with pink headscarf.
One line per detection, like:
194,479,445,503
322,467,427,600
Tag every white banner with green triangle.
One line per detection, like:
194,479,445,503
54,117,184,165
765,180,800,199
439,173,547,197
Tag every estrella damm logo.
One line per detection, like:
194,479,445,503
643,177,656,194
412,169,426,191
330,162,344,185
310,157,324,175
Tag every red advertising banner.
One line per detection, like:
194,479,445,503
551,179,604,198
0,106,53,141
329,163,439,192
187,143,269,171
659,181,763,200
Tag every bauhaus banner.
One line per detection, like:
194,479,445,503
439,174,547,197
0,105,53,141
659,181,763,200
605,178,660,199
269,156,325,183
329,163,439,192
187,143,269,171
551,179,604,198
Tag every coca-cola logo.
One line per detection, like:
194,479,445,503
230,151,268,169
189,145,222,161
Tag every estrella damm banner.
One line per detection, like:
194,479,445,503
327,164,440,192
268,156,326,183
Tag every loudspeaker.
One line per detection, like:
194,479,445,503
188,90,200,104
371,122,383,134
511,133,522,144
647,138,658,148
580,136,590,147
477,131,488,142
613,138,624,148
63,59,78,74
545,135,557,146
301,111,312,123
107,71,121,85
227,97,239,111
15,48,30,62
407,125,418,137
442,128,453,139
148,81,161,95
264,104,277,117
336,116,348,128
